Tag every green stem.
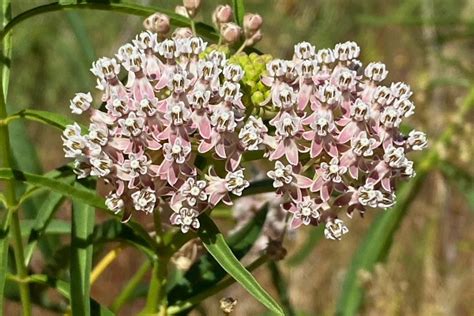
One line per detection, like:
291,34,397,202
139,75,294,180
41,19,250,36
111,259,151,313
190,19,196,35
0,2,219,43
0,0,31,315
167,255,268,314
143,210,169,315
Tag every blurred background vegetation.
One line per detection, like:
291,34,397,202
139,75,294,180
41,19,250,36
4,0,474,315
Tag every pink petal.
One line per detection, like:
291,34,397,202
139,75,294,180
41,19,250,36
269,141,286,161
338,123,355,143
285,140,299,165
293,174,313,188
290,216,303,229
311,177,323,192
197,114,211,139
321,184,331,201
198,138,214,153
310,138,323,158
349,164,359,179
381,177,392,192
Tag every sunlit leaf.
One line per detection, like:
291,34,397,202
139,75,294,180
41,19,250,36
168,205,268,305
198,214,284,315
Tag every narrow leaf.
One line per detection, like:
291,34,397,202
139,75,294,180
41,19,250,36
70,181,95,316
232,0,246,26
7,109,84,131
198,214,284,315
0,168,105,209
336,173,427,315
0,2,219,42
168,205,268,304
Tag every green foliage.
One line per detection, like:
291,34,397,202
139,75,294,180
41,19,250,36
70,181,95,316
168,205,268,305
198,214,284,315
232,0,245,27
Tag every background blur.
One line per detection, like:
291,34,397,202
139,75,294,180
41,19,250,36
5,0,474,315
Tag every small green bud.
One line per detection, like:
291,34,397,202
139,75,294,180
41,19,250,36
251,91,264,105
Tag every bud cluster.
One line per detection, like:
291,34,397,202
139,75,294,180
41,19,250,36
228,52,272,108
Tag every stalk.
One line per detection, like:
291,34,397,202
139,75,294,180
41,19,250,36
0,0,32,315
143,210,169,315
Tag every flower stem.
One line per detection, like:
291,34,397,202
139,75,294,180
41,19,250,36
0,0,32,314
190,19,196,36
90,246,123,285
143,210,169,315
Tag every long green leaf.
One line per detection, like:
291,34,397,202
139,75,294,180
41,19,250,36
0,168,104,209
0,1,219,42
70,181,95,316
21,219,71,237
232,0,246,27
24,194,67,265
168,205,268,305
198,214,284,316
336,173,427,316
7,109,83,131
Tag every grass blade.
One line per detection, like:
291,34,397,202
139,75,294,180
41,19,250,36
198,214,284,316
70,181,95,316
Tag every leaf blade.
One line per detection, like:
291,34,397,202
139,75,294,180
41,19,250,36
70,181,95,316
232,0,246,27
198,214,284,316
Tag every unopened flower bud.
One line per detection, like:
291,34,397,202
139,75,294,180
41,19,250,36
183,0,201,18
245,29,262,47
143,13,170,36
243,13,263,37
172,27,194,39
212,5,233,26
175,5,189,18
220,22,242,44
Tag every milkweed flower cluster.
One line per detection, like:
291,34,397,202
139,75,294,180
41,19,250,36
62,30,256,229
62,22,426,240
258,41,427,239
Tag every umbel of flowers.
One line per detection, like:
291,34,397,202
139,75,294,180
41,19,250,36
62,22,426,241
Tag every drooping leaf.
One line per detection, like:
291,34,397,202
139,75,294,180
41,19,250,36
336,173,427,315
70,181,96,316
197,214,284,315
168,205,268,304
232,0,246,27
7,109,84,131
